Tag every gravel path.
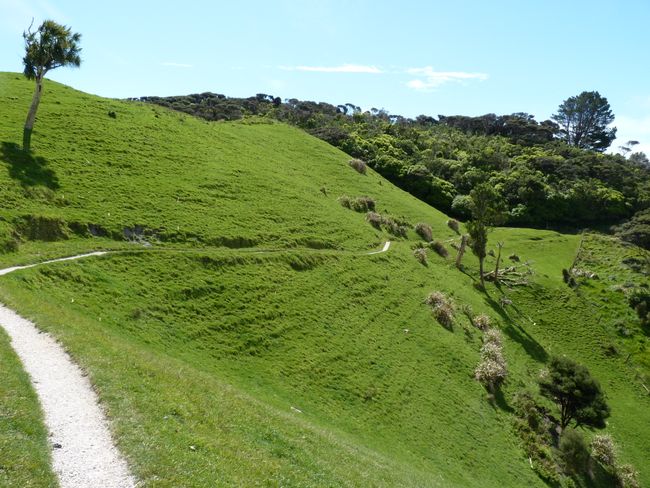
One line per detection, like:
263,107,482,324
0,242,392,486
0,252,135,488
366,241,391,255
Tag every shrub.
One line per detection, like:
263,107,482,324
447,219,460,234
475,356,507,390
472,314,491,331
348,158,367,174
413,247,427,265
414,222,433,242
366,211,382,229
616,464,641,488
382,216,408,238
559,429,589,475
475,328,507,390
430,240,449,258
590,434,616,468
338,195,375,212
425,291,455,329
483,328,503,347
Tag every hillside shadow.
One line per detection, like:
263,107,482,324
1,141,59,189
483,291,548,363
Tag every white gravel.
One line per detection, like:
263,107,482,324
0,253,135,488
366,241,391,255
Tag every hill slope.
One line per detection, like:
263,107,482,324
0,72,648,487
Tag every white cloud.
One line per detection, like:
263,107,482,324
405,66,488,91
281,64,383,74
161,62,193,68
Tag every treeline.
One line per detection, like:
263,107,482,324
135,92,650,243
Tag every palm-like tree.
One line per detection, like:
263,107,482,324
22,20,82,151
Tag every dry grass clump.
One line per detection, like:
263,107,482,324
413,247,427,265
348,158,367,174
475,328,507,390
425,291,455,329
366,212,409,237
366,211,382,229
472,314,491,331
590,434,616,468
338,195,376,212
447,219,460,234
430,240,449,258
414,222,433,242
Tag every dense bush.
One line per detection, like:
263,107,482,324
614,208,650,249
559,429,589,475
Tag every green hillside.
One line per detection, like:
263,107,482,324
0,72,648,487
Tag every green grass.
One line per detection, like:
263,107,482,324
0,72,649,487
0,328,57,487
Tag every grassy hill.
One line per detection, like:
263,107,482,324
0,72,648,487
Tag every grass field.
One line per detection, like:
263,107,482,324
0,72,648,487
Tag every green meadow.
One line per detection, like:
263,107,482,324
0,72,648,487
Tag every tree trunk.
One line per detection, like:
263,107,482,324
493,242,503,284
456,234,468,269
23,76,43,151
479,256,485,287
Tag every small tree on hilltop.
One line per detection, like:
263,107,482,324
466,183,507,286
22,20,82,151
538,356,610,430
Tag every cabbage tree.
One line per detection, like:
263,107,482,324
22,20,81,151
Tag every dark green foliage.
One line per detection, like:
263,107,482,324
628,288,650,328
614,209,650,250
558,429,589,475
538,356,610,429
551,91,616,152
140,92,650,229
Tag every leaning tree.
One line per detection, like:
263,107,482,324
22,20,82,151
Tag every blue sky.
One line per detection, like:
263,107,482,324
2,0,649,154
